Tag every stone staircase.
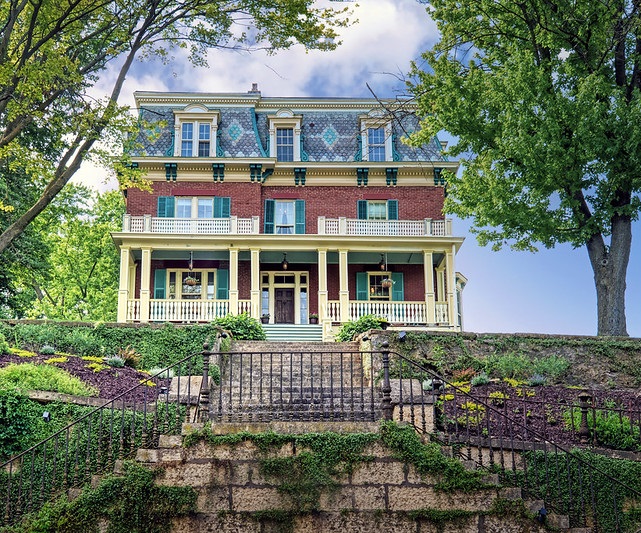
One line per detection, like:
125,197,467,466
127,425,583,533
211,340,381,423
262,324,323,342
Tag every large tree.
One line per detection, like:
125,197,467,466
410,0,641,336
0,0,351,252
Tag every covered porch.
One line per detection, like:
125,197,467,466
112,233,464,338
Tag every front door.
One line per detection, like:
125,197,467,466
275,288,295,324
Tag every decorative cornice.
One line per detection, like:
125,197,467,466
134,91,418,112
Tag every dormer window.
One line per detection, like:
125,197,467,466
173,105,219,158
360,113,393,162
269,110,302,161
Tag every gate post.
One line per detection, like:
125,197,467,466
200,341,211,423
380,341,393,421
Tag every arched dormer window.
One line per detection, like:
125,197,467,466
173,105,220,158
268,109,303,162
360,110,393,162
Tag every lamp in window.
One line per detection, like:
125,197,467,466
379,254,386,271
281,253,289,270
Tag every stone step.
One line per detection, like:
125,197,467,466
230,340,359,353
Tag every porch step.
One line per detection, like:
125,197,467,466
261,324,323,342
231,340,358,353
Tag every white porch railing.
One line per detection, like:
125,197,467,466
127,299,254,322
122,215,259,234
149,299,230,322
328,300,451,326
318,217,452,237
348,301,429,323
126,298,452,326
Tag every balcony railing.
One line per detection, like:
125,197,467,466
318,217,452,237
121,215,452,237
122,215,260,234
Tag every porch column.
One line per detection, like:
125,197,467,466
317,249,328,320
250,248,261,319
423,251,435,325
117,247,131,322
445,245,457,326
229,248,239,315
140,247,152,323
338,249,349,322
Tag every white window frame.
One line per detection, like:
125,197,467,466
274,200,296,234
368,271,392,301
268,109,302,161
360,115,393,162
366,200,388,220
175,196,217,219
167,269,218,301
173,106,220,158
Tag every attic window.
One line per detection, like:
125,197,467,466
268,110,302,161
173,106,220,158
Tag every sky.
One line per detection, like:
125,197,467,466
81,0,640,338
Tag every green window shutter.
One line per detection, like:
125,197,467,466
153,269,166,299
391,272,404,301
356,272,369,301
295,199,306,234
214,196,231,218
216,269,229,299
387,199,398,220
264,199,275,234
157,196,175,217
357,200,368,220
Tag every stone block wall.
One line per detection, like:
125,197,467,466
136,431,551,533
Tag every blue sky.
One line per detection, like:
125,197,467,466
85,0,640,337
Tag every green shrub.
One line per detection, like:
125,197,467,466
0,390,32,459
485,352,531,380
0,363,98,396
335,315,388,342
211,313,266,340
563,403,641,451
0,333,10,354
105,355,125,368
531,355,570,380
471,372,490,387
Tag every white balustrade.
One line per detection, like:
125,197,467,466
141,299,230,322
319,218,451,237
348,301,428,323
435,302,449,323
326,301,341,322
126,300,141,321
237,300,252,315
123,216,256,234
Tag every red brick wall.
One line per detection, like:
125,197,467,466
126,182,262,218
126,183,445,222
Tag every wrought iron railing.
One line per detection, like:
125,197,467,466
0,338,219,528
378,343,641,532
212,348,381,423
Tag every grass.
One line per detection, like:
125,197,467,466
0,363,98,396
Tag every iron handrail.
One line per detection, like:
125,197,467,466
380,342,641,531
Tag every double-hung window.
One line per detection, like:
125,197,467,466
173,106,219,158
357,199,398,220
264,199,306,234
268,110,302,161
276,128,294,161
367,128,386,161
360,115,393,162
157,196,231,219
176,198,192,218
181,122,211,157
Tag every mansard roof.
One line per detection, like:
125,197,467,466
131,91,445,162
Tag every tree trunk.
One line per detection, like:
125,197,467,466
586,215,631,336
